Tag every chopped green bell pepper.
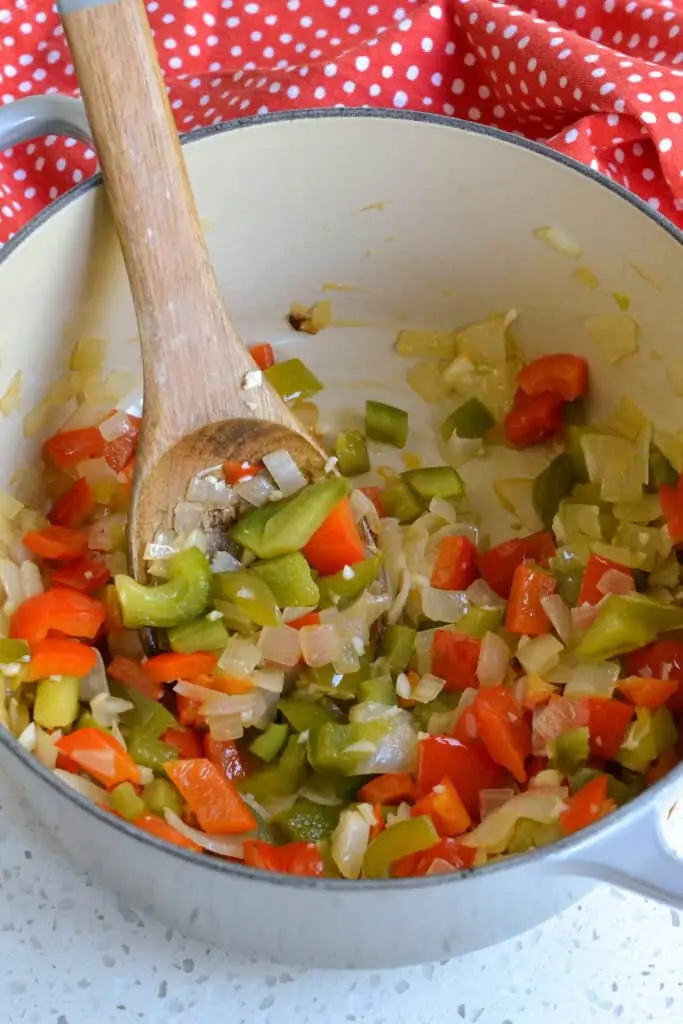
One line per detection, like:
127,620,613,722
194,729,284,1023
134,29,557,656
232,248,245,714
318,554,382,608
212,599,255,635
570,767,645,806
649,444,678,489
454,606,504,638
239,734,308,805
115,684,177,739
110,781,146,822
402,466,464,501
142,777,184,818
441,397,495,441
533,453,577,530
126,731,179,774
365,400,409,448
358,674,396,705
213,569,281,627
264,357,323,403
616,706,677,772
232,477,349,559
115,547,212,629
303,652,373,701
335,430,371,477
251,552,320,608
34,675,80,730
278,697,335,734
410,692,460,732
380,623,416,673
249,721,289,762
168,615,229,654
0,638,30,665
274,799,341,842
549,726,590,777
308,708,413,777
363,815,439,879
379,479,424,524
507,818,561,854
576,594,683,660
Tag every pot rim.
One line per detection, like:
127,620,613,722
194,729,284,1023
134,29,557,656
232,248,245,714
2,106,682,890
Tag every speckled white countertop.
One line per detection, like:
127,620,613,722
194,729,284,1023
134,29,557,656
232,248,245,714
1,773,682,1024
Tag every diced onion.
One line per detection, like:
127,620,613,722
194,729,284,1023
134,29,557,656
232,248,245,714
529,769,566,791
34,726,61,769
445,432,484,468
235,473,277,507
479,788,515,820
415,628,439,675
597,569,635,597
19,560,43,599
540,595,572,643
91,692,134,727
299,624,343,667
262,449,307,497
258,625,301,667
462,790,566,853
70,745,117,780
79,650,109,701
331,808,371,880
53,768,111,806
407,360,450,403
563,659,620,698
0,558,23,614
532,697,583,754
412,672,446,703
164,810,249,857
173,501,205,535
251,668,286,694
207,714,245,741
516,635,564,678
350,489,380,534
421,586,469,624
476,631,510,687
533,225,582,258
186,468,237,509
494,478,544,533
99,410,133,442
427,708,460,735
18,721,36,752
395,328,456,359
571,602,602,634
429,496,458,524
174,681,256,715
283,605,316,623
88,514,127,553
217,638,261,678
466,579,507,610
388,569,412,626
210,550,242,573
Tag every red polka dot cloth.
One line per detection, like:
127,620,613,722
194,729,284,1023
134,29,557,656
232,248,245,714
2,0,683,245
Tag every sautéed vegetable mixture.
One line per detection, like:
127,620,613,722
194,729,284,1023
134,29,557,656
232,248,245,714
2,318,683,880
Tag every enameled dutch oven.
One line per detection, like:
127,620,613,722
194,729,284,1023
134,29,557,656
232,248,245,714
1,95,683,968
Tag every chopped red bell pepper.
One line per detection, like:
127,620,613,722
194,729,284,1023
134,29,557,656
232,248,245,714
243,840,324,876
203,734,248,782
412,776,471,836
23,525,89,562
102,414,140,473
44,427,105,467
176,694,205,728
164,758,257,835
48,478,96,529
51,557,111,594
517,354,589,403
107,655,163,700
222,460,260,485
504,389,564,448
477,530,556,599
302,497,366,576
286,610,321,630
416,735,504,818
143,652,217,684
10,587,106,646
369,803,385,842
659,474,683,546
430,535,478,591
56,727,141,789
132,813,203,852
578,553,633,607
431,630,481,692
505,563,557,635
161,726,204,760
560,774,612,836
580,696,634,760
617,676,679,709
25,637,97,681
248,343,276,371
625,639,683,714
393,837,476,877
357,773,416,806
473,685,531,783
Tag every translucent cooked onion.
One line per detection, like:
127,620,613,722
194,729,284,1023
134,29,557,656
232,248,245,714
251,668,286,694
477,631,510,687
445,432,484,468
429,496,457,524
34,726,61,769
173,501,205,535
99,410,133,442
350,489,380,534
388,569,412,625
0,558,23,613
18,721,36,752
283,605,317,624
427,707,460,735
541,594,572,643
584,312,638,365
421,586,469,624
597,568,635,597
465,579,506,610
234,472,276,507
571,602,602,633
54,768,111,806
479,788,515,820
79,650,109,701
88,513,127,553
516,635,563,678
187,468,237,508
71,746,117,780
164,810,249,857
262,449,307,497
19,560,43,599
91,692,134,727
350,706,418,775
207,714,244,741
533,225,582,259
217,638,261,678
174,681,256,715
258,625,301,667
299,624,342,667
563,659,620,698
210,550,242,573
412,673,446,703
532,697,583,754
331,808,371,880
462,790,566,853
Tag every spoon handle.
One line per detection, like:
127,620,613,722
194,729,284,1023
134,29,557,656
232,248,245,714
59,0,254,461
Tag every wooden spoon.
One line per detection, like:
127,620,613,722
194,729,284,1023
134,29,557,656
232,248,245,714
59,0,328,579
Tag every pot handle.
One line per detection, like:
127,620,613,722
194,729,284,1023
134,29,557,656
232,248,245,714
0,95,92,149
549,776,683,908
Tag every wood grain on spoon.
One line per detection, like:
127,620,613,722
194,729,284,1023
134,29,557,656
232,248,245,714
58,0,327,578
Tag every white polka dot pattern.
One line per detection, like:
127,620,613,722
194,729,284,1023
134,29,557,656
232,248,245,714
1,0,683,243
